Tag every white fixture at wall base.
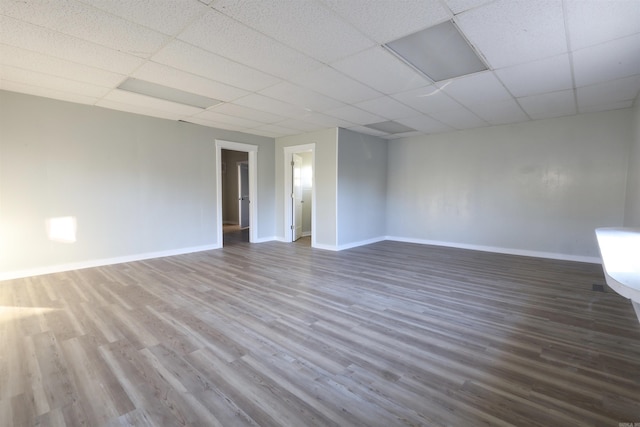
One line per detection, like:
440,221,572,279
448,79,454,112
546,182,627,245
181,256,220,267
595,227,640,324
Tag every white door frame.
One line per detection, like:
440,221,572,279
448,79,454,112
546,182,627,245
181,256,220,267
237,161,249,229
216,140,258,246
283,143,315,245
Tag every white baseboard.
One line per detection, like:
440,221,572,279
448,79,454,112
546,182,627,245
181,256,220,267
336,236,386,251
0,244,220,282
252,236,279,243
385,236,601,264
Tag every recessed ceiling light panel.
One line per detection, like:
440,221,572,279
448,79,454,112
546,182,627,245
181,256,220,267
365,120,416,134
117,78,221,109
384,20,488,82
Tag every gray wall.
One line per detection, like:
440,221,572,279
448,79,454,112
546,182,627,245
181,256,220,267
624,100,640,227
387,109,632,260
0,90,274,277
337,128,387,247
276,128,337,247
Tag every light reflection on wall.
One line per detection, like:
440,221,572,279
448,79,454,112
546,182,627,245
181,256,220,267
46,216,77,243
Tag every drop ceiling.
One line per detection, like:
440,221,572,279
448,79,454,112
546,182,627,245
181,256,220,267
1,0,639,139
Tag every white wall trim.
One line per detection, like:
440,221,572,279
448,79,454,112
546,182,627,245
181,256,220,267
385,236,601,264
336,236,387,251
0,244,219,282
253,236,279,243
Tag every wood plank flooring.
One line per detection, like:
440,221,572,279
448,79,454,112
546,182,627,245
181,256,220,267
1,236,639,426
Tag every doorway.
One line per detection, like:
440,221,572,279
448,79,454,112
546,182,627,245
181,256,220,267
216,140,258,247
284,144,315,245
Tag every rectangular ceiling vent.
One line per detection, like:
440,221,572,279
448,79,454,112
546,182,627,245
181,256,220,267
384,20,488,82
365,121,416,134
118,78,221,109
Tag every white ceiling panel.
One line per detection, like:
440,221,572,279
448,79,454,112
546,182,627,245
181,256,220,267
1,64,111,98
346,125,389,137
178,9,322,79
252,123,300,137
192,110,264,129
132,62,248,102
565,0,640,51
441,71,512,105
466,98,529,125
2,0,169,58
354,96,418,120
577,75,640,111
456,0,567,69
495,54,573,97
96,98,184,121
444,0,496,14
0,16,145,74
233,94,310,118
321,0,451,44
151,41,280,92
0,80,99,105
298,112,357,129
331,47,429,94
323,105,386,125
274,118,322,132
183,116,249,132
0,43,125,87
578,99,634,115
392,86,462,114
210,103,285,124
259,82,346,112
289,66,382,104
213,0,375,62
518,90,577,120
428,108,487,129
77,0,209,36
572,33,640,88
395,115,454,134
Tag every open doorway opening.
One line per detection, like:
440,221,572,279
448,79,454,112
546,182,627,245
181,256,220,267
216,140,258,247
284,144,315,245
221,150,248,243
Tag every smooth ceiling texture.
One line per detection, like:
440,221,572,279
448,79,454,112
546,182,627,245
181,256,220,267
1,0,639,139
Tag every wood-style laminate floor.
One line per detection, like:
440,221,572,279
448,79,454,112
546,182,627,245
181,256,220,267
1,235,639,426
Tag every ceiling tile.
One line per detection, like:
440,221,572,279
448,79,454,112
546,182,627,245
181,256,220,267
385,131,424,140
191,110,265,128
518,90,577,120
441,71,512,104
183,116,250,132
96,99,184,121
1,64,111,98
354,96,418,120
395,115,454,134
391,86,462,114
259,82,346,112
78,0,209,36
132,62,248,103
577,75,640,111
428,108,487,129
572,33,640,87
102,89,205,116
273,119,321,132
289,66,382,104
322,0,451,44
209,103,285,124
444,0,495,14
253,123,301,137
2,0,169,58
324,105,386,125
178,9,321,79
331,47,429,94
0,16,145,74
495,54,573,97
151,41,280,92
0,43,125,87
565,0,640,51
466,98,529,125
213,0,375,62
298,112,357,129
456,0,567,69
233,94,310,118
578,99,634,115
0,81,99,105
